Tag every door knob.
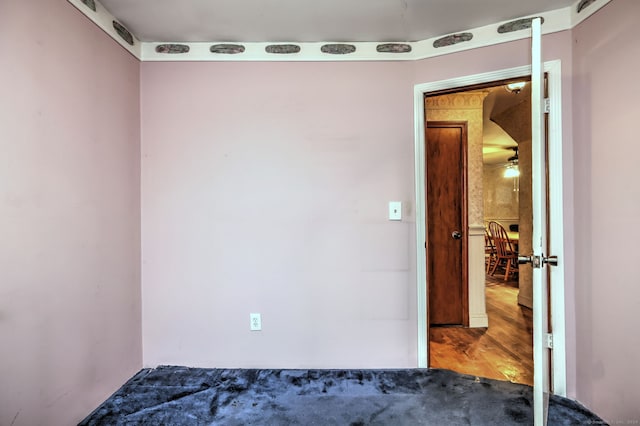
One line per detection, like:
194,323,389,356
518,255,533,265
518,255,558,268
451,231,462,240
519,255,541,268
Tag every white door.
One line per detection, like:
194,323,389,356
530,17,553,426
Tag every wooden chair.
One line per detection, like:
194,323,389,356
484,228,496,274
488,221,519,281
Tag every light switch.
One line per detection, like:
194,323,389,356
389,201,402,221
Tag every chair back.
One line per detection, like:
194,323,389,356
488,221,516,256
484,228,494,251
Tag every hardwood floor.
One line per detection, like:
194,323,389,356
428,275,533,385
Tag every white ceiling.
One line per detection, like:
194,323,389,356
99,0,577,43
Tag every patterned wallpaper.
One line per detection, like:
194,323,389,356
483,165,519,223
425,92,487,226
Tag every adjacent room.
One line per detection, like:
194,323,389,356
1,0,639,424
429,81,534,386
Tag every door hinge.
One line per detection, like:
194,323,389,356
546,333,554,349
544,98,551,114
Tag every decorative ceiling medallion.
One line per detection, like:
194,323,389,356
210,44,246,54
265,44,301,54
577,0,598,13
376,43,412,53
81,0,96,12
497,17,545,34
433,33,473,48
155,44,190,54
321,44,356,55
112,21,134,46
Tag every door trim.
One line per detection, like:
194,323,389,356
413,61,567,396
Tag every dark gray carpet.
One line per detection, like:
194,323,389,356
79,366,606,425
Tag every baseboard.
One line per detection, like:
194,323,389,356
469,313,489,328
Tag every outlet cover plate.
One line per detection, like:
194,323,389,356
250,313,262,331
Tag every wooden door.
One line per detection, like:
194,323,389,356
426,121,468,326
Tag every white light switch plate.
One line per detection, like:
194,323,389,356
389,201,402,221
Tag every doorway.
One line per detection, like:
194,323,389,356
424,81,532,384
413,62,567,396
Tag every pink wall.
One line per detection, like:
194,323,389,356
140,32,576,374
573,0,640,421
0,1,141,425
141,61,418,368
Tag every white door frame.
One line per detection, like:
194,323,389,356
413,60,567,396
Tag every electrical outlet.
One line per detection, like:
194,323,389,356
250,313,261,331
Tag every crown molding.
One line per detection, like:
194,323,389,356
68,0,141,58
68,0,611,62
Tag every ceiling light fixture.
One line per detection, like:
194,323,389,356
503,146,520,192
504,165,520,178
505,81,526,94
504,164,520,192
